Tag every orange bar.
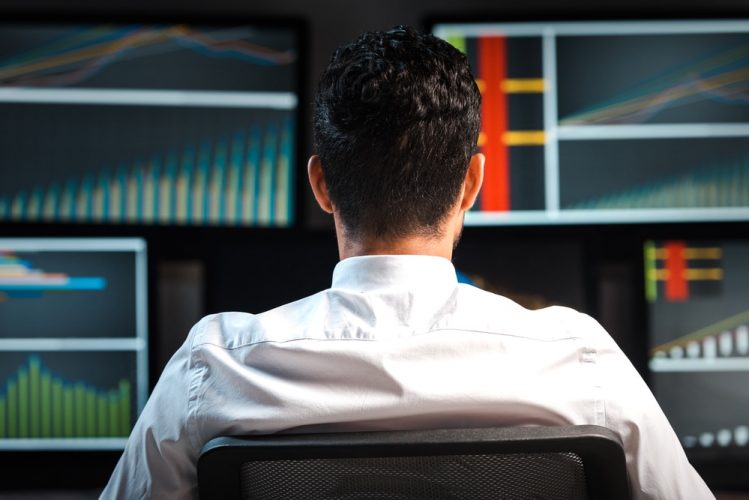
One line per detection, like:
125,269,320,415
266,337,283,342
665,241,689,301
478,36,510,211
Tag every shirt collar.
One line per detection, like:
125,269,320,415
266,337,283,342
331,255,458,292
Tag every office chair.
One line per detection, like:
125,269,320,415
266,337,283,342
198,425,630,500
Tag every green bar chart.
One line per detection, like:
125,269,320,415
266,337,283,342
0,356,131,439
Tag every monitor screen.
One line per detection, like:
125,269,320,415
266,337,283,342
0,20,300,227
0,238,147,450
453,233,588,312
646,238,749,454
432,20,749,226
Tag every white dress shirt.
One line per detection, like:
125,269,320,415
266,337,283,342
102,255,713,499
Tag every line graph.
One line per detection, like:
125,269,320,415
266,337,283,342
559,35,749,126
0,25,296,88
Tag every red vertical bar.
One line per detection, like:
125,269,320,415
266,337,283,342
478,36,510,211
665,241,689,301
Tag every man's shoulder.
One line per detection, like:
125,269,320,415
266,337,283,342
187,290,329,350
453,283,606,343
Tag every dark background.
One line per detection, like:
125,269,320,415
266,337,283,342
1,0,749,495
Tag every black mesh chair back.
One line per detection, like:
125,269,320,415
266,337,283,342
198,425,630,500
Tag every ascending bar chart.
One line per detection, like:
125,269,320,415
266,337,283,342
651,315,749,371
0,356,131,439
647,239,749,455
0,22,300,228
0,119,294,227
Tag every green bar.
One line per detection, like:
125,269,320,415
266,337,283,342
0,398,5,438
75,383,85,437
644,240,658,303
18,368,28,438
119,380,131,436
109,392,120,437
30,357,40,437
63,387,74,438
7,381,17,438
86,389,96,437
97,395,108,437
52,379,63,437
445,35,466,54
41,370,52,438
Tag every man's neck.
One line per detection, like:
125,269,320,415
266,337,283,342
335,219,456,261
339,236,454,261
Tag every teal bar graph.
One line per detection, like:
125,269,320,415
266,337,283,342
0,120,295,227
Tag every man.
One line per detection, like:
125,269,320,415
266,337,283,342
102,26,713,498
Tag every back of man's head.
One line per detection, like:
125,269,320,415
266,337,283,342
313,26,481,241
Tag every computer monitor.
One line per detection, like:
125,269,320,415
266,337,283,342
431,20,749,226
453,231,588,312
0,19,301,227
0,238,147,450
646,238,749,457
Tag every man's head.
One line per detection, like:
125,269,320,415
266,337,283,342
310,26,483,246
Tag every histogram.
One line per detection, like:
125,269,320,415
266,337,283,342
0,356,131,439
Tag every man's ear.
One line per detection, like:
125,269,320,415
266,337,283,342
307,155,334,214
459,153,485,211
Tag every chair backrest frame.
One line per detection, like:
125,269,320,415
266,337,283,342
197,425,630,500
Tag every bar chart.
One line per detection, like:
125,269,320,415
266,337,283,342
0,119,293,227
0,22,300,228
0,238,147,450
0,356,131,439
647,239,749,455
433,21,749,225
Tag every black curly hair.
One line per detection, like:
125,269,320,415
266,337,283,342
313,25,481,240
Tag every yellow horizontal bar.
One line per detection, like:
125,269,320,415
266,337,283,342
648,268,723,281
502,78,546,93
503,131,546,146
684,268,723,280
685,248,722,260
653,247,722,260
478,131,547,146
475,79,546,94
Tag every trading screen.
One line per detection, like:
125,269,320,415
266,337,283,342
0,238,147,450
0,22,299,227
646,239,749,453
432,20,749,225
